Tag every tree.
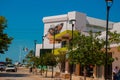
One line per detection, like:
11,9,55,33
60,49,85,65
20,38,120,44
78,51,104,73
56,49,66,72
26,50,34,59
68,31,114,80
43,53,57,78
0,16,13,54
25,50,34,67
29,53,57,77
6,57,12,64
30,56,40,67
108,31,120,44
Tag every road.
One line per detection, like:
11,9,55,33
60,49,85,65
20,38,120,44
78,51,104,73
0,67,41,80
0,67,76,80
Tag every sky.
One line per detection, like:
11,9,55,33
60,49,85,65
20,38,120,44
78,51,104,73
0,0,120,63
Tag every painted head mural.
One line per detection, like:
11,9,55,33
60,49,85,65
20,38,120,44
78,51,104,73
46,23,64,43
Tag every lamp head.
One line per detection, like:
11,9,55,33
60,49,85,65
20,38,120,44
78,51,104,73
106,0,113,7
34,40,37,43
106,0,113,2
69,19,76,24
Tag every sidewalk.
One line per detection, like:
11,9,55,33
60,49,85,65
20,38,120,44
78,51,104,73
29,69,71,80
29,70,93,80
20,67,95,80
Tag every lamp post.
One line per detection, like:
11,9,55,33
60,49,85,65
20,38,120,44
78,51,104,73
105,0,113,80
53,29,55,55
69,19,76,80
42,36,45,49
50,24,56,56
51,27,56,78
34,40,37,57
40,36,45,75
42,36,45,57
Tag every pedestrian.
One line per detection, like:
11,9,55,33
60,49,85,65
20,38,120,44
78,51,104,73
117,70,120,80
113,66,119,80
113,72,118,80
29,66,32,73
113,66,119,74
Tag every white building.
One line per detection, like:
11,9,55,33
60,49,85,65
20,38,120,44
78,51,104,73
36,11,114,57
35,11,120,79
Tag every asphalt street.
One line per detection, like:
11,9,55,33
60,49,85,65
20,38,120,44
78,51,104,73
0,67,41,80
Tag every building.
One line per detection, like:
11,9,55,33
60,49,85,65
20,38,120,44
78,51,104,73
36,11,114,56
35,11,120,79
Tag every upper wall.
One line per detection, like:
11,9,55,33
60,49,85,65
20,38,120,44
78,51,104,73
42,11,115,49
42,11,87,49
86,17,114,29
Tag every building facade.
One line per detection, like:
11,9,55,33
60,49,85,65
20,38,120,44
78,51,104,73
36,11,114,56
35,11,120,79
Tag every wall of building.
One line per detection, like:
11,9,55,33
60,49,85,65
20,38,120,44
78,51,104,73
42,11,111,49
35,44,42,57
40,11,88,56
36,11,115,60
34,11,120,80
110,47,120,70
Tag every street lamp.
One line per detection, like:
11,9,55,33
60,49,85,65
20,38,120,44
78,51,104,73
105,0,113,80
69,19,76,42
49,25,56,78
34,40,37,57
40,36,45,75
53,30,55,55
42,36,45,49
69,19,76,80
41,36,45,57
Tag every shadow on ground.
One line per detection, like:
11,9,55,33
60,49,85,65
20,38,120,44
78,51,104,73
0,72,29,77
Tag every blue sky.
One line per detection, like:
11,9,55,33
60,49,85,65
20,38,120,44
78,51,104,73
0,0,120,63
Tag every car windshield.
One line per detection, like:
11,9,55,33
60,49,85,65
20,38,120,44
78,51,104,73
7,65,14,67
7,64,14,67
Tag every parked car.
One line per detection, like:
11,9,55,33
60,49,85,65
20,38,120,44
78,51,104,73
5,64,17,72
0,64,6,72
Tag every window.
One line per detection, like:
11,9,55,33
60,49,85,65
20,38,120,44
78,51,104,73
61,41,67,47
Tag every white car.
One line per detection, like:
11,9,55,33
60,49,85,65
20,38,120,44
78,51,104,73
6,64,17,72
